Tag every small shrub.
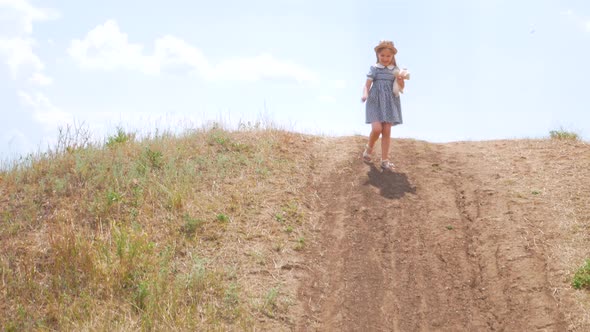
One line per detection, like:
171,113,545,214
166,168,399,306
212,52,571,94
549,128,579,141
572,259,590,290
142,147,164,170
107,127,134,147
207,130,230,148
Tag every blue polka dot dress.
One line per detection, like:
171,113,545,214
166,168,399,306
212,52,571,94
365,64,403,125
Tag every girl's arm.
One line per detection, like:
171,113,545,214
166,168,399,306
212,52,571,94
361,79,372,102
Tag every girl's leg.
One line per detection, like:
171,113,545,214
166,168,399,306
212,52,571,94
381,122,392,160
368,122,383,152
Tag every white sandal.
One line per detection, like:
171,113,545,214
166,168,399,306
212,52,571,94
381,159,395,171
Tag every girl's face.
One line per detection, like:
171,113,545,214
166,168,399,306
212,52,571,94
378,49,394,66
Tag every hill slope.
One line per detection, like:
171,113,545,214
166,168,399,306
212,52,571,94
298,136,590,331
1,130,589,330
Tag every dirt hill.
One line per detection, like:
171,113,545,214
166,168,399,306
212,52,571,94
1,129,589,331
297,136,590,331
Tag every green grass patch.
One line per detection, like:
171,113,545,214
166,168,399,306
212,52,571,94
549,128,579,141
572,259,590,290
106,127,134,147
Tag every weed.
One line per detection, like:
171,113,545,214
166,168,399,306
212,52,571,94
237,120,263,131
180,256,208,292
49,121,93,157
208,129,231,149
181,214,203,237
130,185,143,208
274,242,285,252
167,192,183,211
281,201,304,224
261,287,280,317
294,237,305,251
549,128,579,141
142,147,164,170
275,213,285,223
265,287,279,308
53,177,68,195
531,190,541,195
250,250,266,266
133,281,150,311
446,225,454,230
106,127,134,147
224,282,240,306
216,213,230,223
572,259,590,290
107,190,123,205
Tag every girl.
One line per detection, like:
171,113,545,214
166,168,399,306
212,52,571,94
361,40,406,171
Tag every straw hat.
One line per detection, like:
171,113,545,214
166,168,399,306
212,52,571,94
374,40,397,55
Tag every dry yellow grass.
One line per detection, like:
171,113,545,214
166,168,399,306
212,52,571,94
0,125,319,330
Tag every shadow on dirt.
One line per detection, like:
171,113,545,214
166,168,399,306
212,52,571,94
364,164,416,199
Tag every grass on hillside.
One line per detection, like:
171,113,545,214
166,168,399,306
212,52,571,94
549,128,579,141
573,259,590,290
0,123,318,331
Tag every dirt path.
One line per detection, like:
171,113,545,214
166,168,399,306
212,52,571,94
297,137,569,331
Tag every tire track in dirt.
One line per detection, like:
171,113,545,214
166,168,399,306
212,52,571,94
298,137,567,331
444,142,567,331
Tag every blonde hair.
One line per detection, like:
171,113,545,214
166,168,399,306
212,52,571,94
374,40,398,67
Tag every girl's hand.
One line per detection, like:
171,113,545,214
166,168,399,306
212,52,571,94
361,94,368,102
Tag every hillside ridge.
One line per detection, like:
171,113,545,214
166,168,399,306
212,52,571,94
1,130,589,330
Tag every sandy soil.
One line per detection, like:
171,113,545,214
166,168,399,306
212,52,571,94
296,136,590,331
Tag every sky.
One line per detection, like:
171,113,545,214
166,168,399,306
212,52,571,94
1,0,590,162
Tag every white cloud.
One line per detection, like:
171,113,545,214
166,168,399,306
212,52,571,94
0,0,60,35
153,35,209,76
0,37,42,76
0,0,57,81
69,19,319,83
17,90,72,128
68,20,159,74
